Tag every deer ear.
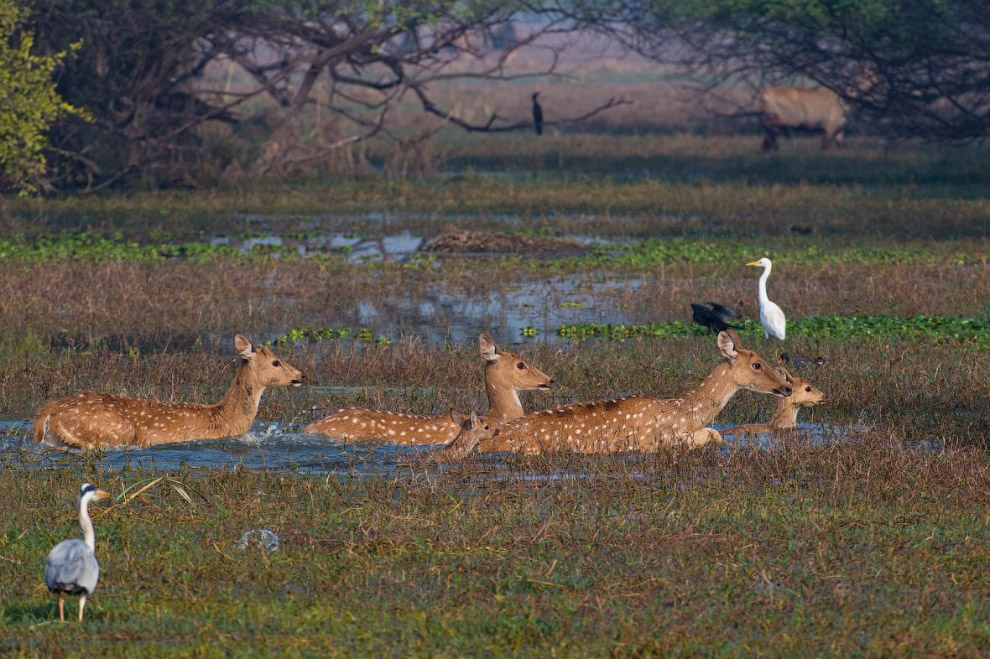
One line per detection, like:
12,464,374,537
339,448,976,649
480,331,500,361
776,367,794,384
234,333,255,359
717,331,738,360
448,409,466,426
469,411,480,429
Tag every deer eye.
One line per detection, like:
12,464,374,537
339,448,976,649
752,362,762,370
517,362,526,369
805,386,812,392
272,360,281,367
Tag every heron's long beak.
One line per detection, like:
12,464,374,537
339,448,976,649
95,489,111,500
744,261,761,267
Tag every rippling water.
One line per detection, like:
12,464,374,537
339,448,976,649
1,419,889,476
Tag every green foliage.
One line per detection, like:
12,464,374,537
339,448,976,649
0,0,84,194
272,326,392,345
557,314,990,346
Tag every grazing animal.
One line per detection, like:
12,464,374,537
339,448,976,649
745,258,786,341
302,331,552,444
442,331,791,456
44,483,111,622
532,92,543,135
759,85,848,152
691,301,741,334
780,351,826,368
33,334,304,448
725,369,825,434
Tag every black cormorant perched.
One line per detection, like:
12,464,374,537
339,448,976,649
532,92,543,135
691,302,741,334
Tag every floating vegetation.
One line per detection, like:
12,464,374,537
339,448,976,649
557,314,989,345
272,327,392,346
560,238,981,269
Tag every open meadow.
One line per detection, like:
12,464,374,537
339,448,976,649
0,128,988,655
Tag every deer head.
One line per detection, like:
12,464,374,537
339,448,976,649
235,333,305,387
480,331,552,392
776,368,825,407
717,331,791,397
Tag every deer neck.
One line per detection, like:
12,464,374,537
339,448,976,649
214,361,264,434
769,398,799,429
485,370,523,425
671,363,739,428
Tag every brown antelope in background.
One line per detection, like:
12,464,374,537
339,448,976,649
759,85,848,152
302,331,552,444
441,331,791,457
725,369,825,434
33,334,304,448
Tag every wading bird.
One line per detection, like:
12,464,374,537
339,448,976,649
691,301,741,334
532,92,543,136
44,483,111,622
745,257,786,340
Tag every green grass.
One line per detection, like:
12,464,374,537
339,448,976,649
1,452,987,656
1,134,989,655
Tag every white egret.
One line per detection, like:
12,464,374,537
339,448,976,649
745,257,786,340
44,483,111,621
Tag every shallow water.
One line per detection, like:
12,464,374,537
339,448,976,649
1,419,884,476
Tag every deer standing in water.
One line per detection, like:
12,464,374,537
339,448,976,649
33,334,304,448
441,331,791,457
724,369,825,434
302,331,552,444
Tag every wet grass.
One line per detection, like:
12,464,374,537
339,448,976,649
1,446,988,656
1,134,988,654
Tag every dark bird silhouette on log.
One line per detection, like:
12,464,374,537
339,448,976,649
532,92,543,135
691,302,741,334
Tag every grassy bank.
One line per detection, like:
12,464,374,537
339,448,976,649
1,445,987,656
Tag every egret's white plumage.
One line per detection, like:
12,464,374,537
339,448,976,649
745,258,787,340
44,483,110,622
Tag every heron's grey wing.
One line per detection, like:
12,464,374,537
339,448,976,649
44,539,99,594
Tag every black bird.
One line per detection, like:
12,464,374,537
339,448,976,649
779,351,826,368
532,92,543,136
691,302,742,334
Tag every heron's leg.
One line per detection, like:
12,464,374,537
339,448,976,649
57,595,64,621
78,594,87,622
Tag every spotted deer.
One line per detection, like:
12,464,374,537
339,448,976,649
724,368,825,434
301,331,552,444
430,412,492,463
441,331,791,456
33,334,304,448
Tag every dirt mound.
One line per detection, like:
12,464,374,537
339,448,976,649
422,229,585,255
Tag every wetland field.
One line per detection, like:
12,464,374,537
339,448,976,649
0,134,988,656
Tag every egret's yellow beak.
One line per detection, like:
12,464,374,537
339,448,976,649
95,489,111,501
745,261,761,267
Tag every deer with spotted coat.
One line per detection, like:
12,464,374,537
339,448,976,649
724,368,825,434
440,331,791,457
33,334,304,448
302,331,552,444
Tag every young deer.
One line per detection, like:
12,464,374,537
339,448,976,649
430,412,492,463
33,334,304,448
442,331,791,457
724,368,825,434
302,331,552,444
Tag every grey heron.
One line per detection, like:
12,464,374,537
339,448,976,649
745,258,787,340
44,483,111,621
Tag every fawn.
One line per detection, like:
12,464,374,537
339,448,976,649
724,368,825,434
302,331,552,444
441,331,791,456
33,333,304,448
